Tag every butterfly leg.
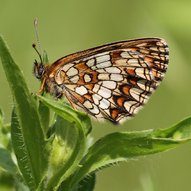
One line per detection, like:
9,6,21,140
64,93,76,110
37,77,46,95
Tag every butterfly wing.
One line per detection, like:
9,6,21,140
48,38,169,123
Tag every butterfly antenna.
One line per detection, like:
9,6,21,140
32,44,43,64
33,18,43,63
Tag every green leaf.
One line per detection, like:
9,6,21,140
38,96,92,135
153,116,191,139
0,35,49,190
77,111,92,136
38,101,50,133
70,116,191,186
38,96,88,191
45,116,79,189
0,147,18,174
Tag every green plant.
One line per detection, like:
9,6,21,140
0,35,191,191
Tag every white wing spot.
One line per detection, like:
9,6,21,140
128,59,139,66
92,94,102,105
129,88,141,102
121,51,132,58
98,86,111,99
129,88,148,103
135,68,153,80
156,41,163,46
86,59,95,67
92,61,112,69
140,49,150,54
150,47,158,51
124,101,140,114
96,54,110,63
84,74,92,83
66,67,78,77
110,74,123,81
137,80,153,92
93,84,100,93
70,75,79,83
96,69,105,73
62,63,74,72
75,86,88,95
83,100,92,109
105,67,121,73
65,84,76,91
99,98,110,109
102,81,117,89
115,59,127,66
159,47,165,52
98,73,110,80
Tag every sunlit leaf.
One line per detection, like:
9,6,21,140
0,35,49,190
70,116,191,186
38,96,88,191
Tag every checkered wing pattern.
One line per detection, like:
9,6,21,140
48,38,169,123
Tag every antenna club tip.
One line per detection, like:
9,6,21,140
32,43,36,48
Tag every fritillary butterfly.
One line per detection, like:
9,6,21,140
33,38,169,123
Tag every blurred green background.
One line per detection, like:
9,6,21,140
0,0,191,190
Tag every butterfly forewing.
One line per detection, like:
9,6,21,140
44,38,169,123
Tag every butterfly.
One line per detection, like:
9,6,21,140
33,38,169,124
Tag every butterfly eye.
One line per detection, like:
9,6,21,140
39,64,45,76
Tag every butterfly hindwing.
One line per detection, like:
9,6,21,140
46,38,169,123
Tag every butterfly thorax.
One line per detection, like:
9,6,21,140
44,77,64,98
